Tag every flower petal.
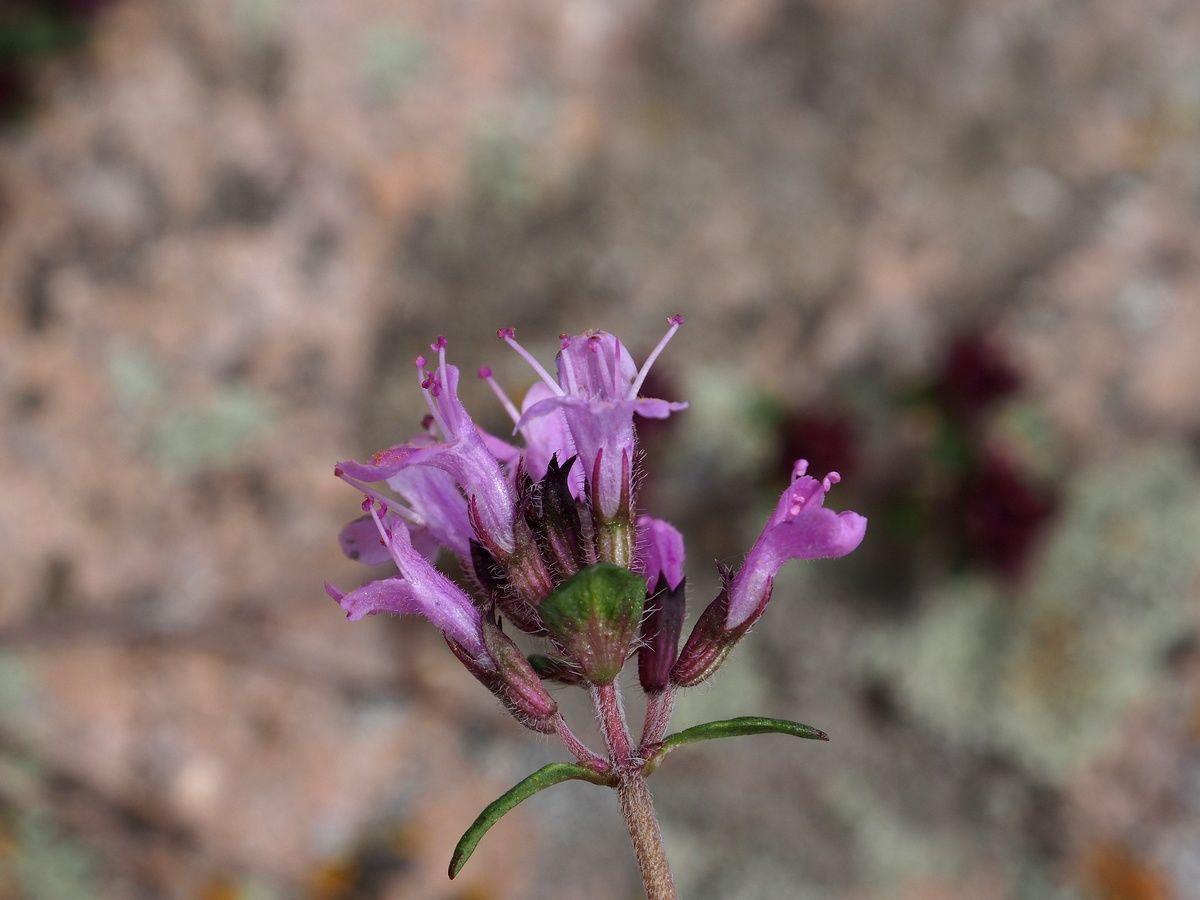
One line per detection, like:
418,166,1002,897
635,516,686,590
338,515,393,565
386,465,473,560
632,398,688,419
325,577,419,621
726,476,867,629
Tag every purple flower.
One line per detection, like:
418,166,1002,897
635,517,687,693
500,319,688,519
726,460,867,628
336,337,517,556
325,501,488,661
634,516,685,591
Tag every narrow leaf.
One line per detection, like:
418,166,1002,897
646,716,828,773
449,762,608,879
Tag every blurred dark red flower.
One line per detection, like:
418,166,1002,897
954,450,1056,579
777,407,859,482
936,331,1022,420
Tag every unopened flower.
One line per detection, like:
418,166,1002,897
635,517,686,694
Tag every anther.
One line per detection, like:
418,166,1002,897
822,471,841,492
792,459,810,480
477,366,492,379
432,335,448,350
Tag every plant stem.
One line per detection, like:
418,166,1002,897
554,714,610,774
639,687,675,752
592,683,678,900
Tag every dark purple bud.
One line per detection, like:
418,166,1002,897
469,539,507,599
638,576,686,693
447,625,558,734
670,580,768,688
499,517,556,606
528,455,586,578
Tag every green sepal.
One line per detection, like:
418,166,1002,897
448,762,611,879
537,563,645,684
644,716,829,774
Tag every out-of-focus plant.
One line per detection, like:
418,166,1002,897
325,320,865,898
773,328,1056,586
0,0,117,122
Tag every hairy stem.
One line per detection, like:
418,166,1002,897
639,688,676,752
554,714,609,774
593,683,678,899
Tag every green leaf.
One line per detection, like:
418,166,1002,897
646,716,829,773
448,762,610,879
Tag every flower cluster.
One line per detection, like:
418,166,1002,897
325,319,866,890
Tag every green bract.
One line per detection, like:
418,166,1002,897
537,563,646,684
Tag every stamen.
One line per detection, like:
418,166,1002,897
367,502,394,551
478,366,521,425
434,336,450,399
498,327,564,395
585,335,609,399
415,355,449,436
822,471,841,492
557,340,580,395
628,314,684,399
611,336,624,397
792,459,809,481
337,471,422,526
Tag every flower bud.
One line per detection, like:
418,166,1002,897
527,654,587,686
448,623,559,733
638,576,686,693
537,563,645,685
469,538,544,635
590,449,635,567
670,581,768,688
527,455,587,578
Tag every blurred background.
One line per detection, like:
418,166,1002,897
2,1,1199,897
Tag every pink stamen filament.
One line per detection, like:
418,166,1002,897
479,369,521,425
500,330,564,396
612,337,625,398
558,343,580,395
585,336,610,399
822,471,841,492
436,339,451,401
367,502,402,567
627,316,683,399
338,472,423,527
